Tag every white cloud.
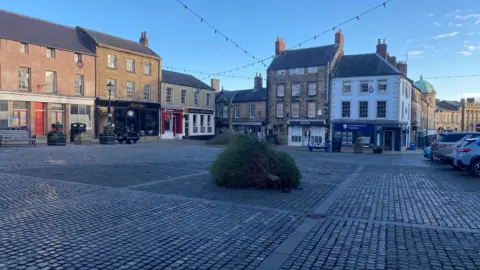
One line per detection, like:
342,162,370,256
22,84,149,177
433,22,441,26
421,44,434,49
427,13,434,17
456,24,463,27
454,13,480,25
466,32,476,36
466,45,480,51
409,50,424,55
457,51,472,56
448,22,453,25
431,32,459,39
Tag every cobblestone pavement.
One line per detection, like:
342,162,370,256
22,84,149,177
1,143,480,269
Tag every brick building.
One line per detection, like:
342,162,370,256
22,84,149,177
215,73,267,139
266,31,344,146
76,28,161,137
0,10,96,138
160,70,215,139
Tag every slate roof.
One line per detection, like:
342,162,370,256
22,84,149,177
268,44,340,71
81,28,159,58
162,70,214,90
437,100,461,111
0,9,94,55
220,88,267,103
332,53,402,78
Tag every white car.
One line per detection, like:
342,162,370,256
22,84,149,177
454,138,480,177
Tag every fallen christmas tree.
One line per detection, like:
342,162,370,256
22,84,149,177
210,133,301,192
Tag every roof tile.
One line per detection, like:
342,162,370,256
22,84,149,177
162,70,214,90
268,44,340,71
332,53,401,78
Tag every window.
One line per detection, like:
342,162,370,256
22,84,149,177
126,81,135,99
46,48,55,58
307,102,316,118
342,81,351,94
206,93,211,107
276,70,286,76
291,83,300,97
360,81,369,93
342,101,351,118
307,82,316,96
45,71,57,93
18,67,30,90
194,91,199,105
20,43,29,54
181,90,187,104
74,75,84,95
359,101,368,118
276,103,284,118
70,104,91,128
75,53,82,63
307,67,318,73
377,101,387,118
289,68,304,75
127,58,135,72
276,84,285,97
144,84,151,100
107,55,117,69
234,104,239,118
143,62,151,75
249,104,256,118
0,100,9,129
107,79,116,98
378,80,387,93
291,103,300,118
166,88,172,103
401,102,405,120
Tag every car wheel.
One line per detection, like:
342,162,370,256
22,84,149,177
118,139,124,144
468,160,480,178
126,140,132,144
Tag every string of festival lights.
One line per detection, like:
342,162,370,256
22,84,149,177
163,65,266,81
175,0,266,67
420,74,480,80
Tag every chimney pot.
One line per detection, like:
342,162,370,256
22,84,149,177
211,78,220,92
378,39,381,45
335,29,344,46
383,38,386,44
140,31,149,47
275,36,286,56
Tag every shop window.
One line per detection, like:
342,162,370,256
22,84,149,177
12,101,28,127
193,115,198,133
0,100,8,128
207,115,212,133
70,104,91,127
200,115,205,133
51,103,64,125
342,101,351,118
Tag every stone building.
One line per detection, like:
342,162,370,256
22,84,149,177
160,70,215,139
414,76,437,143
411,84,423,144
435,100,461,133
0,10,96,138
76,28,161,137
461,97,480,131
215,74,267,139
266,30,344,146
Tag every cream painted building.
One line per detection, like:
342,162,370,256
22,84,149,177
160,70,216,139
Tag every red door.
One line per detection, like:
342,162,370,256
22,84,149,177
33,103,44,136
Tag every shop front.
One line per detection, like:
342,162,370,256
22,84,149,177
95,99,160,138
333,123,376,147
161,107,184,139
184,108,215,139
287,120,326,147
232,121,265,139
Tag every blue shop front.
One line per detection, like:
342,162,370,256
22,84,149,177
333,123,376,147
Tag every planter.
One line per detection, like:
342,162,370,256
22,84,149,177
47,136,66,146
99,135,116,145
373,148,383,154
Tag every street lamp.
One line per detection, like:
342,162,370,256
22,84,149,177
106,82,114,125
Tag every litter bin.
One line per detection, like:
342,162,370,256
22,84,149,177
409,142,416,151
70,122,86,142
332,139,342,152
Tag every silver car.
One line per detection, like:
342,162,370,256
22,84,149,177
433,132,480,165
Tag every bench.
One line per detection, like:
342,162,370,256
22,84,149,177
307,142,331,152
0,128,36,146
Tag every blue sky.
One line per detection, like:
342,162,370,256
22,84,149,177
3,0,479,100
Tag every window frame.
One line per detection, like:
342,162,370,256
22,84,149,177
107,54,117,69
276,84,285,97
75,53,82,63
249,104,256,118
341,101,351,118
166,87,173,103
144,84,151,101
276,102,284,118
143,62,152,75
358,101,369,118
74,74,84,95
126,58,135,72
360,81,369,94
342,81,352,94
20,43,29,54
18,67,31,91
307,82,317,96
206,93,211,107
45,71,57,93
291,83,301,97
181,89,187,104
291,102,300,118
376,100,387,118
377,79,388,93
307,102,316,118
194,91,199,105
46,48,56,59
126,81,135,99
234,104,240,118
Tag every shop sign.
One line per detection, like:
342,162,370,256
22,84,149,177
289,121,325,126
128,103,145,109
334,123,375,131
187,108,214,114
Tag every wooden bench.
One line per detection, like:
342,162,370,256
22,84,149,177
0,128,36,146
307,142,331,152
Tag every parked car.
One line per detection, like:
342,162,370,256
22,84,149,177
424,146,432,160
433,132,480,167
454,138,480,177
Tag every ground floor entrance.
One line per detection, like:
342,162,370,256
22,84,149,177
184,108,215,139
161,108,183,139
287,120,326,147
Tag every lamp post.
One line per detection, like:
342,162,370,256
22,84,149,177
107,82,114,125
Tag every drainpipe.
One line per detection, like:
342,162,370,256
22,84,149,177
326,62,331,142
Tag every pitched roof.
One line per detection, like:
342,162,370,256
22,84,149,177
437,100,461,111
80,28,159,58
332,53,402,78
220,88,267,102
162,70,214,90
0,9,94,55
268,44,340,71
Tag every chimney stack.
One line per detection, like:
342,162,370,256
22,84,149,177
211,78,220,92
140,31,149,47
397,61,408,75
376,38,388,59
335,30,344,46
275,36,286,57
254,73,263,89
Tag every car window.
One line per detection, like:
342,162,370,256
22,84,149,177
469,134,480,138
460,139,477,147
436,134,467,142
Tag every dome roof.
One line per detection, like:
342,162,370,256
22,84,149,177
414,75,436,94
